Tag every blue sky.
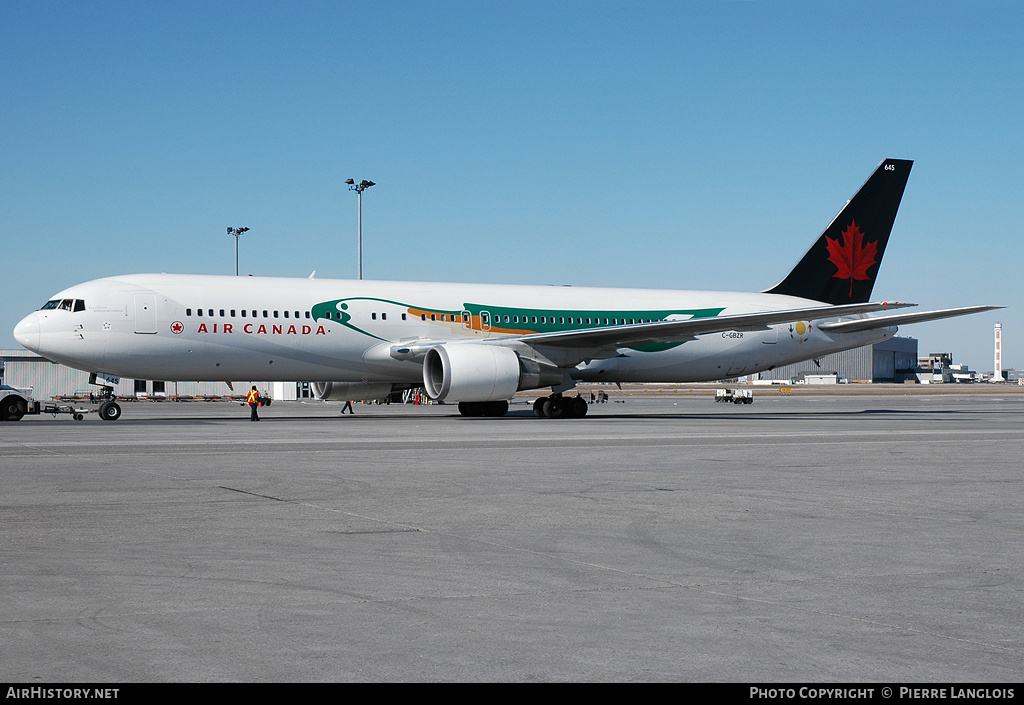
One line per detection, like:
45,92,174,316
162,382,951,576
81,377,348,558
2,1,1020,370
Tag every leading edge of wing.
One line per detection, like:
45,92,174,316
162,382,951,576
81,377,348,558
505,301,916,350
816,305,1003,334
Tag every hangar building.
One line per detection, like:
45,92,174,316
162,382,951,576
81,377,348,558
756,336,919,384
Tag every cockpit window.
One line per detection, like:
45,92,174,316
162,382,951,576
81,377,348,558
40,298,85,311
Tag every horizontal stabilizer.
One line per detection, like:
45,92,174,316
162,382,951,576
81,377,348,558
817,305,1003,334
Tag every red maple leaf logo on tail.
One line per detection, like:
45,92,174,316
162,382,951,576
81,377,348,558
826,220,877,297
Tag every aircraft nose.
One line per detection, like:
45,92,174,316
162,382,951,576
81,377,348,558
13,313,40,352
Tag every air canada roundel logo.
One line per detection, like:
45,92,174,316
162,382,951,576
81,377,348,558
170,321,184,335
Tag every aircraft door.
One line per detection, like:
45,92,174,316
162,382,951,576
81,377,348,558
135,294,158,334
726,354,749,377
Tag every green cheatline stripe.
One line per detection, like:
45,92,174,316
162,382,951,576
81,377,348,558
311,297,725,351
462,303,724,333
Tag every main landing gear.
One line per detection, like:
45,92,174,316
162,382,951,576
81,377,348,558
456,394,590,419
458,400,509,417
533,394,588,419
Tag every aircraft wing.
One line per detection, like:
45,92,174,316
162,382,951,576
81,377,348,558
816,305,1002,334
505,300,916,351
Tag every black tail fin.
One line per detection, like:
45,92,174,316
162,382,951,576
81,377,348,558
765,158,913,304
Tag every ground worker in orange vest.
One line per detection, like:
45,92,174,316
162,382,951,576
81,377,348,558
247,386,260,421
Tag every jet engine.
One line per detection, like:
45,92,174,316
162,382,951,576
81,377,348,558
310,381,395,401
422,344,562,402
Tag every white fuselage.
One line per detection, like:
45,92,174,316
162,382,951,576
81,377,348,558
13,273,893,386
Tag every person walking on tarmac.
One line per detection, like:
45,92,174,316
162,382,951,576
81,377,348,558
247,386,261,421
341,399,354,415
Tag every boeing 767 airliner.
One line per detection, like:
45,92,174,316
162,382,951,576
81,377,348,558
11,158,999,420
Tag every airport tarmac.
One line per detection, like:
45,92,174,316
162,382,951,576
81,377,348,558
1,393,1022,682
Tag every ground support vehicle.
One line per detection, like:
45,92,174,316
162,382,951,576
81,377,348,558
715,388,754,404
0,383,123,421
1,385,37,421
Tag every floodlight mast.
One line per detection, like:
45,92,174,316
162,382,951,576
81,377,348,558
346,179,375,279
228,227,250,276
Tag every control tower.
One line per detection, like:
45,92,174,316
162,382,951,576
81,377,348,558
993,321,1004,382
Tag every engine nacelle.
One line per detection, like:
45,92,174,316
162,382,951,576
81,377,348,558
311,381,395,401
422,344,562,402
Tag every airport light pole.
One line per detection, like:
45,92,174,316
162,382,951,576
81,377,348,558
346,179,375,279
228,227,249,276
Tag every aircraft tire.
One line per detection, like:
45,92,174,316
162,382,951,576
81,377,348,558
543,396,566,419
458,402,481,417
485,400,509,417
99,401,122,422
533,398,547,417
460,400,510,417
570,396,588,418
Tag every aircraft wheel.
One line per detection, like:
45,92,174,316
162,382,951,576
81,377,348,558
570,396,588,418
485,400,509,417
543,396,566,419
99,401,122,422
533,398,547,417
460,400,509,417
